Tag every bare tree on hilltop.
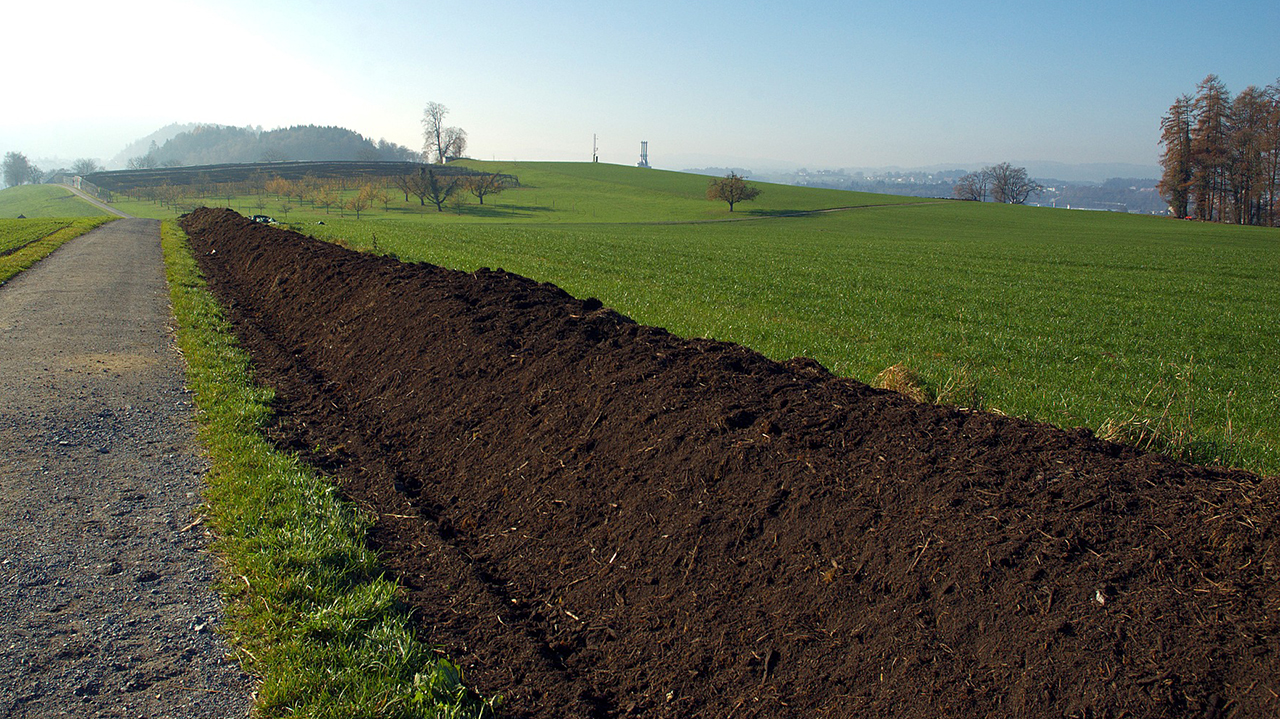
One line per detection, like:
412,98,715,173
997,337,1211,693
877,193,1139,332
422,101,468,164
1159,74,1280,225
953,164,1042,204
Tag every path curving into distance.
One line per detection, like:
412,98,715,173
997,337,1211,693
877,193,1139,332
0,219,252,717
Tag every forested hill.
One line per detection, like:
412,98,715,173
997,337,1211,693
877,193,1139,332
120,124,419,168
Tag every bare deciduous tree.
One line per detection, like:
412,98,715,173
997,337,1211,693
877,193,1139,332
465,172,510,205
953,171,990,202
988,162,1044,204
422,102,468,164
420,168,460,211
706,172,761,211
953,164,1041,204
71,158,102,176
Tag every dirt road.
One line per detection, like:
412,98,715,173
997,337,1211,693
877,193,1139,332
0,219,252,717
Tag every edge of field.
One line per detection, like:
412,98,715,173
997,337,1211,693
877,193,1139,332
0,217,117,284
160,221,499,718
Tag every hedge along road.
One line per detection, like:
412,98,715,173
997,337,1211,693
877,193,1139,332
0,218,252,717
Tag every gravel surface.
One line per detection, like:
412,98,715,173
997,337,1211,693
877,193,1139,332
0,219,253,718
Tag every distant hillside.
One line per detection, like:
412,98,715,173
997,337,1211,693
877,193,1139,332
116,124,419,169
108,123,201,169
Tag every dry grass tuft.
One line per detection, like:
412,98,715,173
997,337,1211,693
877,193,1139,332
1098,357,1198,461
874,363,932,403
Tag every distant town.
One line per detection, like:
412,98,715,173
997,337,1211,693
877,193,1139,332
684,167,1167,215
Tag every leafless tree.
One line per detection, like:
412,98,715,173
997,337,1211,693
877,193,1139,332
72,158,102,176
988,163,1044,204
420,168,460,211
422,102,468,164
465,172,510,205
952,170,990,202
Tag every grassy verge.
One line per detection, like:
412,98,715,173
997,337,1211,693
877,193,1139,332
0,217,116,284
160,221,498,718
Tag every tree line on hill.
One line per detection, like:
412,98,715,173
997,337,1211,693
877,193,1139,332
1158,75,1280,225
121,124,419,170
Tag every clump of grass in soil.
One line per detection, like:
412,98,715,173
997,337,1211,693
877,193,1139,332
160,221,498,718
872,363,931,403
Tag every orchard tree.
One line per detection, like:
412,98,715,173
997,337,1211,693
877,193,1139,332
706,172,761,211
3,151,31,187
346,184,376,219
421,168,460,211
465,172,510,205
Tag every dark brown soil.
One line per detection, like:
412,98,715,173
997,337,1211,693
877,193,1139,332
180,208,1279,718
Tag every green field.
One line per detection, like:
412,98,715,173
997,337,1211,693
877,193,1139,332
0,184,111,218
0,216,116,284
104,162,1280,474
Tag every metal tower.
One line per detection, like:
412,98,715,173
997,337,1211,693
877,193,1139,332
637,141,650,168
592,134,599,163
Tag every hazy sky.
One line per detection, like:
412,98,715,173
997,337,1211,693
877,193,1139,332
5,0,1278,171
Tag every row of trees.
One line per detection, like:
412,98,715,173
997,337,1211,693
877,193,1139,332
2,152,103,187
953,163,1044,204
390,168,513,211
1158,75,1280,225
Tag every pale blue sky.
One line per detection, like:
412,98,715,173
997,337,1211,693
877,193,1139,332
6,0,1278,171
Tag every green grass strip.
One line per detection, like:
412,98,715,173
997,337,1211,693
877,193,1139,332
160,221,499,719
0,217,116,284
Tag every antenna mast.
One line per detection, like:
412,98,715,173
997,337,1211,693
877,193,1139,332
592,134,599,163
637,140,650,168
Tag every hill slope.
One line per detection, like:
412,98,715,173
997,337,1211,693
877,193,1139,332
0,185,110,218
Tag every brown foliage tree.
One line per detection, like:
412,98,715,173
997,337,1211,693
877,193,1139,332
1159,75,1280,225
1159,94,1195,218
706,172,761,211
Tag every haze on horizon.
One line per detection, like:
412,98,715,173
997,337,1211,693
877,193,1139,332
5,0,1277,175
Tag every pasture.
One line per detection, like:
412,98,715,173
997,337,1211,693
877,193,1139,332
101,161,1280,474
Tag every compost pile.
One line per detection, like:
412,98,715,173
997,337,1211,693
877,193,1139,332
181,208,1278,718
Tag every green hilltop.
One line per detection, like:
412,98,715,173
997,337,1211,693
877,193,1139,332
0,184,110,218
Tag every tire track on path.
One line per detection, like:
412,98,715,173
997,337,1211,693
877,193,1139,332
0,219,252,718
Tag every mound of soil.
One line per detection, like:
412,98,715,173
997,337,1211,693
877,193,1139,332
181,208,1278,718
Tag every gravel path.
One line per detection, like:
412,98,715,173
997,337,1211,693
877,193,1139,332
0,219,253,718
